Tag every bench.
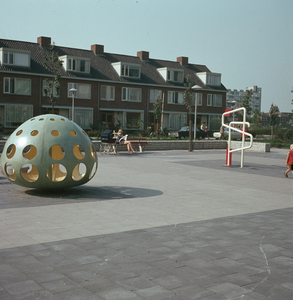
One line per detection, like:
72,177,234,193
116,137,150,153
126,137,150,153
99,137,150,154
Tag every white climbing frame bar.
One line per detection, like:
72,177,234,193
222,107,253,168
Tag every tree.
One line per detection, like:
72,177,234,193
183,75,195,151
269,103,279,138
43,43,63,114
251,110,262,127
153,96,162,135
241,89,253,116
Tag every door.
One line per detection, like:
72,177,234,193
101,112,114,128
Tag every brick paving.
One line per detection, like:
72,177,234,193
0,149,292,299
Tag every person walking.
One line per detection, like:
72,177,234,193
285,144,293,178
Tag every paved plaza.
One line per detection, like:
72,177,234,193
0,148,293,299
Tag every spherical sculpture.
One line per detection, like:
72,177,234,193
1,114,98,189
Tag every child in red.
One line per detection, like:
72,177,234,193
285,144,293,178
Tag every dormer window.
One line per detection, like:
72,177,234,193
157,67,184,83
0,48,30,67
197,72,221,86
112,62,141,79
60,55,90,73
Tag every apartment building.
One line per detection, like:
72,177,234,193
0,36,227,132
226,86,261,113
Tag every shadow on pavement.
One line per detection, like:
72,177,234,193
0,185,163,209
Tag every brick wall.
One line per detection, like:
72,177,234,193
0,140,270,154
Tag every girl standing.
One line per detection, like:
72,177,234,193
285,144,293,178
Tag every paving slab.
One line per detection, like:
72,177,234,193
0,149,293,299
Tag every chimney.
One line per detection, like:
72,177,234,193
177,56,188,66
37,36,51,48
137,51,149,61
91,44,104,55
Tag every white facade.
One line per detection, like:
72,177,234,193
226,86,262,113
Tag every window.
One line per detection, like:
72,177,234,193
68,58,90,72
207,94,212,106
197,93,203,106
4,78,31,95
150,89,162,103
122,87,142,102
167,70,183,82
112,62,141,79
122,65,140,78
213,95,222,107
43,80,59,97
168,91,184,104
60,55,90,73
5,105,33,127
197,72,221,86
4,51,13,64
68,83,91,99
126,112,142,129
101,85,115,101
158,68,184,83
70,108,93,129
207,74,221,86
169,113,187,130
207,94,222,107
0,48,30,67
192,93,202,106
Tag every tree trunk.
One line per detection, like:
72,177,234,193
189,118,192,152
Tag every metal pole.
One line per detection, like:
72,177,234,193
241,108,246,168
69,88,77,122
194,93,197,140
72,93,74,122
161,93,164,132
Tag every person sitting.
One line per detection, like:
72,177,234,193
114,129,136,155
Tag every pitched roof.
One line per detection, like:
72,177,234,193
0,38,227,91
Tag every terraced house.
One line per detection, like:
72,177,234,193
0,36,227,133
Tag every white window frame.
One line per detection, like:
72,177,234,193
168,91,184,104
197,72,221,86
0,48,31,67
207,94,222,107
192,92,202,106
60,55,90,73
4,51,14,64
197,93,203,106
68,83,91,99
121,64,140,78
157,67,184,83
112,62,141,79
43,80,59,98
213,94,222,107
207,94,212,106
122,87,142,102
4,77,31,95
69,107,93,129
126,111,143,129
4,104,33,128
150,89,162,103
168,113,187,130
101,85,115,101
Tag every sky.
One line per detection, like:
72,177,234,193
0,0,292,112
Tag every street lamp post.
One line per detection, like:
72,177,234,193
69,88,77,122
192,85,202,140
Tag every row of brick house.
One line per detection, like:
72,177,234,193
0,36,227,133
